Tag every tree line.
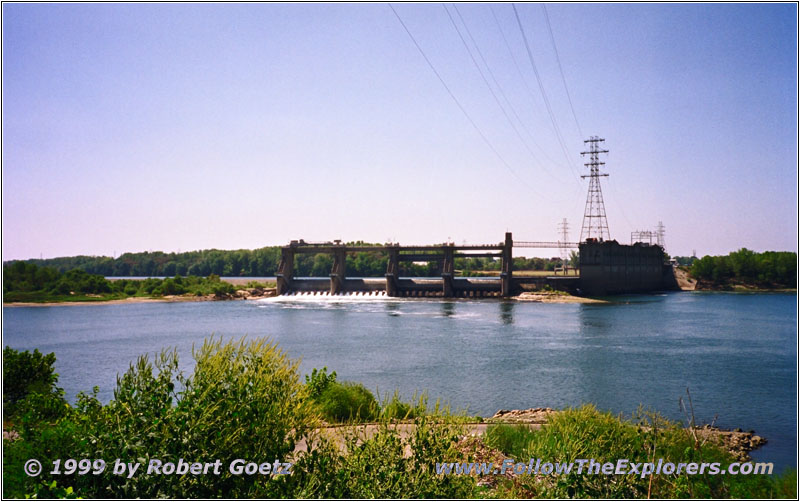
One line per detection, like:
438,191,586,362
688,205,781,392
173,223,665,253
10,246,570,278
3,261,238,302
690,248,796,287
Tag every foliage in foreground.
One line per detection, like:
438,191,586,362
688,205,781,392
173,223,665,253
305,367,378,422
4,343,795,499
284,415,476,498
5,339,316,498
304,367,433,423
485,405,796,499
3,339,475,499
3,347,64,414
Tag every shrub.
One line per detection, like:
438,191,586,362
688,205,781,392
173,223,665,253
161,278,185,295
211,282,235,297
3,338,316,498
316,381,378,422
3,347,63,416
305,366,337,398
15,390,70,424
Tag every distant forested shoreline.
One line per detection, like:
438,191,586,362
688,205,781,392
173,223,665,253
5,246,795,289
689,249,796,289
5,246,569,278
2,261,249,303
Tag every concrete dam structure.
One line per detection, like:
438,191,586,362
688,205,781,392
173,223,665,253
276,233,677,298
277,233,517,298
579,239,677,295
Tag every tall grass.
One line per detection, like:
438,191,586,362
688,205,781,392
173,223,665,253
485,404,796,498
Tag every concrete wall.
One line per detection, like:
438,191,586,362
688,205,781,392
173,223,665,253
579,241,669,295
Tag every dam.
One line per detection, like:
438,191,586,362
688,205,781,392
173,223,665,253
275,232,676,298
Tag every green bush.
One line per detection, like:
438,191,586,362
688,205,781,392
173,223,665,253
3,347,64,417
160,278,185,295
3,338,317,498
305,366,337,398
316,381,378,422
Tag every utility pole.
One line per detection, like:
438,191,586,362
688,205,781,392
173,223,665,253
580,136,610,242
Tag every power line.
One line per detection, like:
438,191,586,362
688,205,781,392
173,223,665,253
511,4,581,182
388,4,547,198
604,176,635,232
489,5,572,173
542,5,583,140
444,4,566,184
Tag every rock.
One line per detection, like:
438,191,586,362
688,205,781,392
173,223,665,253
490,407,558,424
693,426,767,462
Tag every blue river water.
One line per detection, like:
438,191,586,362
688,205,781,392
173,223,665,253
3,292,796,471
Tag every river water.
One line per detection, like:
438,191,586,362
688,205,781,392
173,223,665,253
3,292,796,471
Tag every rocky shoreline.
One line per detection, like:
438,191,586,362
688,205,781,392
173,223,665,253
487,408,766,462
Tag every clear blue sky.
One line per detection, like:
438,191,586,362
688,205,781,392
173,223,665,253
3,3,797,260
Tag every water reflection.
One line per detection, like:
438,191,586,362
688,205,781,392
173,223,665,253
385,303,401,316
573,304,623,404
441,302,455,318
499,301,515,325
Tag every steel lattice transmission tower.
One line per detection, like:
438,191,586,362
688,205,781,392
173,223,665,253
580,136,610,242
656,221,666,250
557,218,570,263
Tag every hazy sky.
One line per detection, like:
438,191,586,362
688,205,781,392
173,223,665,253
3,3,797,260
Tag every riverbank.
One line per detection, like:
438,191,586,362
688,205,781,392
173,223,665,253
3,288,278,307
694,282,797,293
304,407,767,464
673,267,795,293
